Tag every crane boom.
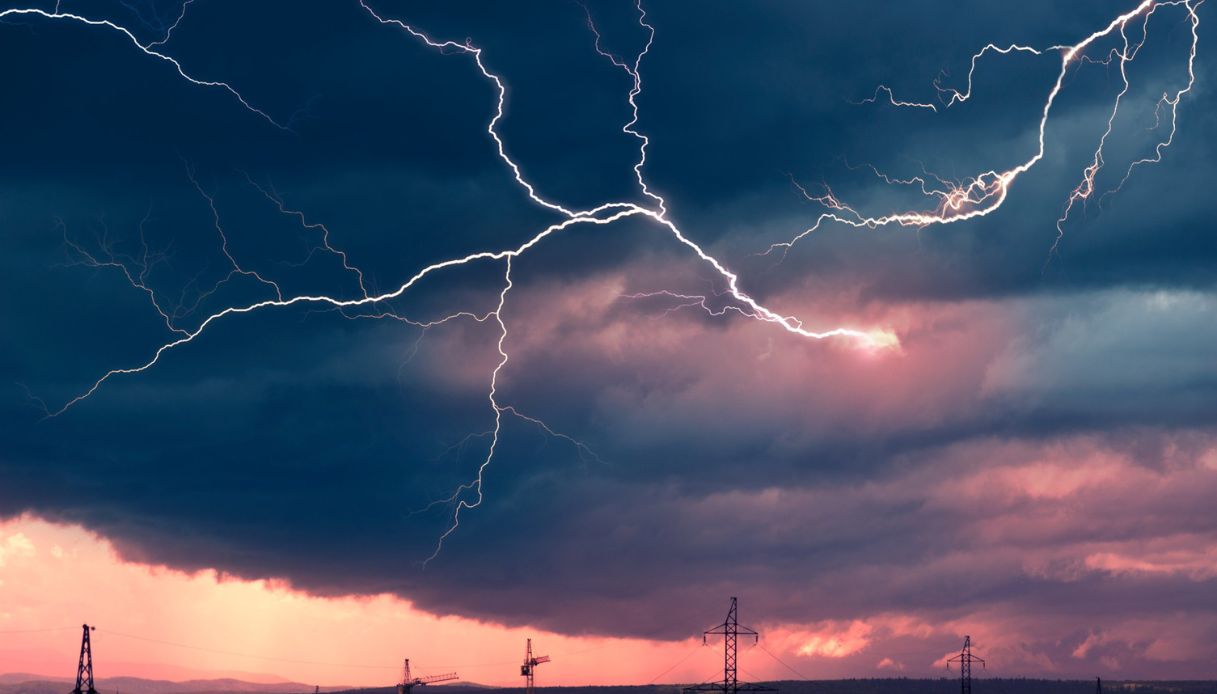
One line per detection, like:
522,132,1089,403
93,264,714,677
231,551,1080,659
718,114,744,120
398,658,459,694
522,639,550,694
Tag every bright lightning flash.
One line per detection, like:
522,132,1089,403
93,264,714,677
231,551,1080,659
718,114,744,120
8,0,1199,562
767,0,1202,263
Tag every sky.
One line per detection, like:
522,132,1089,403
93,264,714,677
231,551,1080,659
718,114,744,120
1,0,1215,685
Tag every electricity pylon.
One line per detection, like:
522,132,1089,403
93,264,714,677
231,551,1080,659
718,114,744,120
947,635,985,694
683,598,776,694
72,624,97,694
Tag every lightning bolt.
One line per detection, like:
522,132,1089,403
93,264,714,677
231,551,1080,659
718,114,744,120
183,161,285,303
0,7,289,129
582,0,664,214
240,171,372,299
57,210,187,337
146,0,195,48
1053,0,1201,259
766,0,1202,261
12,0,1197,561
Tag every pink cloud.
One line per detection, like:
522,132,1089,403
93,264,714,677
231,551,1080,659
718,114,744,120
785,621,874,659
0,517,735,687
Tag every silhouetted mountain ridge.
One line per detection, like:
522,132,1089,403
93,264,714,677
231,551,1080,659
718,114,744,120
5,678,1215,694
0,676,351,694
334,680,1217,694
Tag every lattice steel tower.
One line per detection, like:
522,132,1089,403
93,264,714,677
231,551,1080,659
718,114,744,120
947,635,985,694
72,624,97,694
521,638,550,694
397,658,458,694
683,598,776,694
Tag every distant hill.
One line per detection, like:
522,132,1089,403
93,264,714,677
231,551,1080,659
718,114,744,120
333,680,1217,694
0,676,350,694
4,678,1215,694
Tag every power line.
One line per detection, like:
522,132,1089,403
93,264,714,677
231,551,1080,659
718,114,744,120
3,622,690,678
426,640,625,671
647,644,706,684
946,636,985,694
737,667,768,685
653,613,771,687
423,658,520,670
4,621,798,685
684,598,776,694
101,629,398,670
755,644,810,681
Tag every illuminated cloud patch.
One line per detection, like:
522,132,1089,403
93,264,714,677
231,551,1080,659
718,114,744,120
0,0,1214,681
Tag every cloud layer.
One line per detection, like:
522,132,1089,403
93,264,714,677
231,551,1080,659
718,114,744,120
1,0,1214,679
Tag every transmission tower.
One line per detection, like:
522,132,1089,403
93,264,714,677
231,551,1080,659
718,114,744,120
946,635,985,694
1096,677,1102,694
72,624,97,694
521,639,550,694
683,598,776,694
397,658,458,694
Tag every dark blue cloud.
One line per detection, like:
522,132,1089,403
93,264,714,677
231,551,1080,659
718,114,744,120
1,0,1215,677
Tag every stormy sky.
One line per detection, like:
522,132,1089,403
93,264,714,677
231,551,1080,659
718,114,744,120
1,0,1215,681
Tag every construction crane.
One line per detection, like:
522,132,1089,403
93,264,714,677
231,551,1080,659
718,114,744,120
397,658,458,694
520,639,550,694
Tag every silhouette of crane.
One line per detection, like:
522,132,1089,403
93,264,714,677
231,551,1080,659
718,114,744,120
521,639,550,694
397,658,458,694
72,624,97,694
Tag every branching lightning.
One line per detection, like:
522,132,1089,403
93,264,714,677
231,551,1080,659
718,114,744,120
0,7,289,129
10,0,1199,561
240,171,372,299
58,211,187,336
183,162,286,303
766,0,1202,262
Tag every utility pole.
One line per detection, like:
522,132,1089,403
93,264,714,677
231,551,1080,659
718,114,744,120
72,624,98,694
683,598,776,694
521,639,550,694
947,635,985,694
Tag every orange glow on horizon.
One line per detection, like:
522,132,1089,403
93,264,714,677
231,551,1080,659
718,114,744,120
0,517,776,687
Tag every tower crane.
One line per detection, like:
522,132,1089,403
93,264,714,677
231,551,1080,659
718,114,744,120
520,639,550,694
397,658,458,694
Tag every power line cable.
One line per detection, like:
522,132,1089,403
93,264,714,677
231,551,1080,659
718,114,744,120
102,629,398,670
756,643,811,681
646,644,707,685
0,626,79,634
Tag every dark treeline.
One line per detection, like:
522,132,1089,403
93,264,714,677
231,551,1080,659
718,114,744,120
5,678,1216,694
337,680,1217,694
